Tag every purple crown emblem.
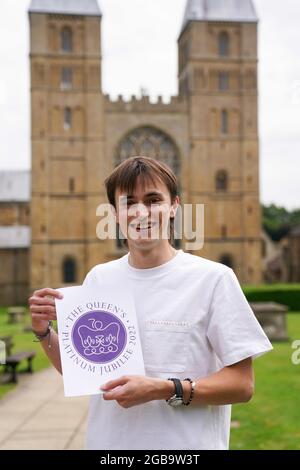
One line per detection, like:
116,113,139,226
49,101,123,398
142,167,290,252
78,318,120,356
72,311,127,364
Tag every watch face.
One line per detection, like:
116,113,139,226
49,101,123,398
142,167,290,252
168,396,183,407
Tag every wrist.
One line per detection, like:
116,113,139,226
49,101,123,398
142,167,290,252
152,378,175,401
31,321,48,335
32,321,52,338
32,321,53,348
32,325,49,336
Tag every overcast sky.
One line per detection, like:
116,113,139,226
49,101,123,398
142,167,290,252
0,0,299,210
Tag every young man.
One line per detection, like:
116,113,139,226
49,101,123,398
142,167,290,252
29,156,272,450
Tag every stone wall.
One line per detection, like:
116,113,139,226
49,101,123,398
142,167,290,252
0,249,29,306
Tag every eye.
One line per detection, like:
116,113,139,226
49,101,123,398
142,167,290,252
121,200,134,207
148,198,161,204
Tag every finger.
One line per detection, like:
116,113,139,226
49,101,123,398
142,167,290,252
30,305,56,315
34,288,63,299
29,296,55,306
102,392,116,401
103,386,124,401
117,401,130,409
101,377,128,392
32,313,57,321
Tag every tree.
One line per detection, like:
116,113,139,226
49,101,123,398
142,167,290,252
262,204,300,242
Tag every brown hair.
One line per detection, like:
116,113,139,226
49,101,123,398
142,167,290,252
104,156,178,246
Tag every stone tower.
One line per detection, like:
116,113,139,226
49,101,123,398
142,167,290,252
178,0,262,282
29,0,105,291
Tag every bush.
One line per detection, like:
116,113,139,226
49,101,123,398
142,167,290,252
243,284,300,311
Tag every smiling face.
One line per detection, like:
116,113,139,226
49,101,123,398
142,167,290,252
115,175,179,251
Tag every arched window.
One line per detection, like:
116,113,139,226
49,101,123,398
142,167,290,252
219,254,234,269
61,27,72,52
221,109,228,134
69,178,75,193
219,32,229,57
219,71,229,91
216,170,228,192
63,257,76,283
64,107,72,130
221,225,227,238
61,67,73,90
115,126,180,177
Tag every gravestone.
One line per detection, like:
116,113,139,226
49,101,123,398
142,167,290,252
0,340,6,365
7,307,26,324
0,336,13,356
250,302,289,341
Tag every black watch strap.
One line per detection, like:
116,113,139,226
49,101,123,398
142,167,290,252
168,378,183,398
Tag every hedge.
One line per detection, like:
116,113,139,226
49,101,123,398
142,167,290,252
242,284,300,311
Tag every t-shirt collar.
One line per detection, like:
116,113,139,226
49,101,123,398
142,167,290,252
120,249,184,278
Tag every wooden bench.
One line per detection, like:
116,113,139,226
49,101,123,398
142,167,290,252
3,351,36,384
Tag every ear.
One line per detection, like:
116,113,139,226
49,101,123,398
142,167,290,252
170,196,180,218
170,208,176,219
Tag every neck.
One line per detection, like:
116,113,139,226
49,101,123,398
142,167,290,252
128,242,178,269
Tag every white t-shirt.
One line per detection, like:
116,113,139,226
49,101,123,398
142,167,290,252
83,250,272,450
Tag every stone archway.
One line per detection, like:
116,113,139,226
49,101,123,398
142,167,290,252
115,126,180,177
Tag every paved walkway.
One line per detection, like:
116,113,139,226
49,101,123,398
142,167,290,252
0,368,89,450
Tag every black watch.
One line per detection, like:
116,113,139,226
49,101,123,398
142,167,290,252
166,378,184,407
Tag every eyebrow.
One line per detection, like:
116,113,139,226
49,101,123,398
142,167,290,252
120,191,164,201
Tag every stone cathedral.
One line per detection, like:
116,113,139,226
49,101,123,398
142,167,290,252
28,0,262,292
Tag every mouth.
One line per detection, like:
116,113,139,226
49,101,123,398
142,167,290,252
130,222,158,232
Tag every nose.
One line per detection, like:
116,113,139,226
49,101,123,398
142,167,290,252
135,203,149,219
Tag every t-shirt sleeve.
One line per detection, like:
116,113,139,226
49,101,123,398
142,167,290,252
206,268,273,367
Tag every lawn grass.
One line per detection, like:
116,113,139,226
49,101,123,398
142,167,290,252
230,313,300,450
0,307,51,399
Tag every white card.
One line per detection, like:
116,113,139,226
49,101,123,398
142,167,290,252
55,284,145,397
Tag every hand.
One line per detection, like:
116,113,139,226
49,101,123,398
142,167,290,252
28,288,63,333
101,375,174,409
